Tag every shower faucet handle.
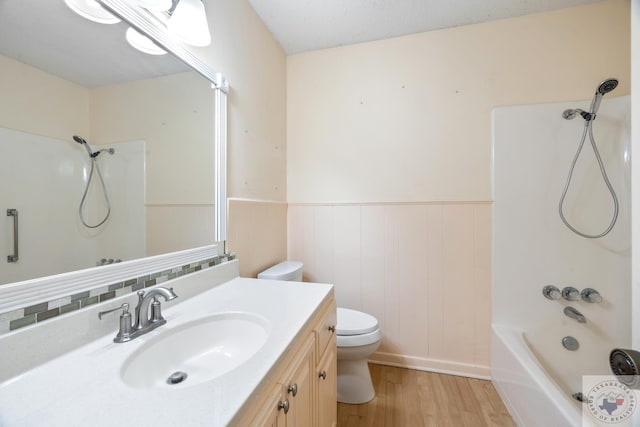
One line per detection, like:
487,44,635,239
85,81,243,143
581,288,603,303
561,286,581,301
542,285,561,300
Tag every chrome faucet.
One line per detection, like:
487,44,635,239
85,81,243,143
98,287,178,343
563,306,586,324
134,287,178,330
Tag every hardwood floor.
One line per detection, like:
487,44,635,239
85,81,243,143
337,364,515,427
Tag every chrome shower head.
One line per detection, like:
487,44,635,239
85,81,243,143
597,78,618,95
73,135,93,157
72,135,115,158
73,135,87,145
589,78,618,119
563,78,620,121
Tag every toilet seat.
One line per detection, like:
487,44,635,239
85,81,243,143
337,308,378,335
336,329,382,347
336,308,381,347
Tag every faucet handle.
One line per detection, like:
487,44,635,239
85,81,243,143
561,286,581,301
581,288,603,303
542,285,561,300
98,303,130,320
150,297,165,323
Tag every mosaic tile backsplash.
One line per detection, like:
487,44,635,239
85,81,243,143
0,253,236,335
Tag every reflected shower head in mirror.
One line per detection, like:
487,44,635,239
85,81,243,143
73,135,115,158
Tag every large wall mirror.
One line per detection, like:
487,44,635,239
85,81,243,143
0,0,226,286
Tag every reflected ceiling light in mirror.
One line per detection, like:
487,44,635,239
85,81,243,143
126,27,168,55
168,0,211,47
64,0,121,24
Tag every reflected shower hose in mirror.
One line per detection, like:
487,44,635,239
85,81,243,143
73,135,115,228
558,79,619,239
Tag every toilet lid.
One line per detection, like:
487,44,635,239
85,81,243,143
336,308,379,336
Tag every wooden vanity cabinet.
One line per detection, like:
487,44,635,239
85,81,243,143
235,296,337,427
313,301,337,427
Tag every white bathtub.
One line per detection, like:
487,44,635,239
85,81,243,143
492,325,583,426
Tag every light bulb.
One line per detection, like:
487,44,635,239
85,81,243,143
168,0,211,47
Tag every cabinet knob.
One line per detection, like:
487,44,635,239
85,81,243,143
319,370,327,380
287,383,298,397
278,399,289,414
328,325,336,333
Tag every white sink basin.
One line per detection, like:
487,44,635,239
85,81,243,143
120,311,270,389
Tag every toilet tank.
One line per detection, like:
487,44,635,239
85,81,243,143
257,261,303,281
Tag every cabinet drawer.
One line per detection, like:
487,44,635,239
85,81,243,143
314,300,336,364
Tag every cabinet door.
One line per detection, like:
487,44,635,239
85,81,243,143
284,335,315,427
249,384,286,427
317,336,337,427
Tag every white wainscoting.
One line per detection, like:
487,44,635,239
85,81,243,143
288,202,492,378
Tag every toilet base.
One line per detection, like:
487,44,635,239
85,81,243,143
337,358,375,404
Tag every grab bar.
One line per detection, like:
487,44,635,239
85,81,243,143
7,209,18,262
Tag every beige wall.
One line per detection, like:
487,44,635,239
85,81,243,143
192,0,288,202
228,199,288,278
287,0,630,376
287,0,630,203
190,0,289,272
0,54,89,140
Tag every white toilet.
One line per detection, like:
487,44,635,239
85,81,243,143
258,261,382,404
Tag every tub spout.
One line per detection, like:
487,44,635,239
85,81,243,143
563,306,586,324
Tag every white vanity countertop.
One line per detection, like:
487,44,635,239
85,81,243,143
0,277,333,427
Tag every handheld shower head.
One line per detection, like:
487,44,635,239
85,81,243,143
73,135,94,157
597,78,618,95
589,78,618,119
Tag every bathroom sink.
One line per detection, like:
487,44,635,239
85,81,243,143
120,312,270,389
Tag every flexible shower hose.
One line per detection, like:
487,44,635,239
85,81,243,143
558,120,619,239
79,156,111,228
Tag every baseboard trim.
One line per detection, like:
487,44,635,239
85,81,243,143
368,351,491,380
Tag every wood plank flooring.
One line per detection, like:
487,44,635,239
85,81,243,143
337,364,515,427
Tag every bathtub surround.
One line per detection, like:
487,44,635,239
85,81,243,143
492,96,630,426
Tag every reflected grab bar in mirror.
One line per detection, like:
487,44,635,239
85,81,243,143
7,209,18,263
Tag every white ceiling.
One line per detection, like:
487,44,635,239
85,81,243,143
248,0,605,55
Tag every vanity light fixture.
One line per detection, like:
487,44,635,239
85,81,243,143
64,0,121,24
125,27,168,55
65,0,212,55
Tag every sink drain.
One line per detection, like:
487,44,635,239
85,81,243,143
167,371,188,385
